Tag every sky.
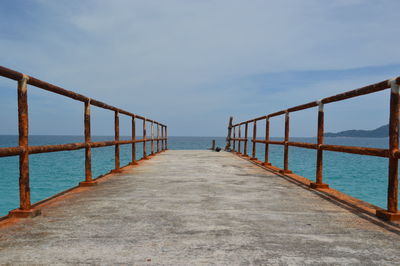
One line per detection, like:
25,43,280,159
1,0,400,137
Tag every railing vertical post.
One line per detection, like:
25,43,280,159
9,74,40,217
387,84,399,213
18,75,31,211
157,123,160,153
238,125,241,154
151,121,155,155
233,126,236,152
282,111,292,174
114,111,120,170
165,126,168,150
79,100,97,187
84,100,92,181
9,75,40,218
244,123,248,156
263,117,270,166
161,126,164,152
131,116,138,165
251,121,257,160
143,119,147,158
377,79,400,221
84,100,93,179
311,101,329,189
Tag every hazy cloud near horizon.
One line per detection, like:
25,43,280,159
1,0,400,136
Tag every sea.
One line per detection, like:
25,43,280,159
0,135,395,217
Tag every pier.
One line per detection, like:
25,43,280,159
1,66,400,264
0,150,400,264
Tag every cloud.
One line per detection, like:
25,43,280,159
0,0,399,136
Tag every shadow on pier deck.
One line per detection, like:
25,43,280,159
0,150,399,265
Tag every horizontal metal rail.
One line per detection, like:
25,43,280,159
252,140,390,158
0,138,168,157
233,77,400,126
227,76,400,221
0,66,165,126
0,65,169,217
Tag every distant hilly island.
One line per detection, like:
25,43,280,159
324,124,388,138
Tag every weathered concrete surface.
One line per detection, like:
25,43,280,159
0,150,400,265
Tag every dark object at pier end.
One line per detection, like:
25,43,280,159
210,140,221,152
211,140,216,151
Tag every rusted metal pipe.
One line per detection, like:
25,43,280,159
118,140,139,145
157,124,160,153
319,144,389,157
18,75,31,210
235,77,398,126
0,147,22,157
287,142,317,149
376,79,400,221
29,143,86,153
2,67,121,113
238,125,241,154
91,140,142,148
132,116,137,164
151,121,155,155
239,115,267,125
165,126,168,150
3,140,153,155
322,80,394,104
231,138,247,141
114,111,120,170
84,101,92,182
161,126,164,151
0,66,166,128
269,110,286,118
135,114,146,121
311,102,328,189
244,123,248,156
288,101,318,113
283,111,290,173
254,140,285,145
316,102,324,184
251,121,257,159
232,139,390,157
7,138,160,155
264,117,270,165
233,126,236,152
387,81,399,213
143,119,147,158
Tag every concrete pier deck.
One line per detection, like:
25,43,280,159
1,150,400,265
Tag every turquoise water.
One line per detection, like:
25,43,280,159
0,136,395,216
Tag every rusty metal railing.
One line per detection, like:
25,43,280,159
0,66,168,217
227,76,400,222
